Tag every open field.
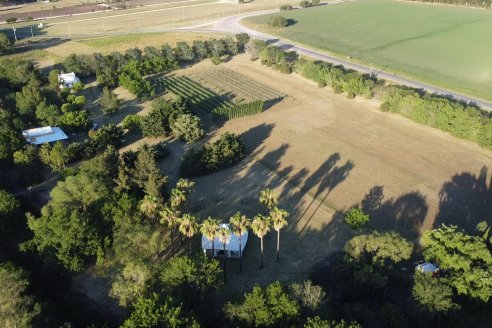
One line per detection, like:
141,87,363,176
149,55,492,289
244,0,492,102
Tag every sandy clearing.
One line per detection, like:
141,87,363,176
159,55,492,288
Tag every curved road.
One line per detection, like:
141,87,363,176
178,5,492,111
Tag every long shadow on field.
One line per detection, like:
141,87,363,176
357,186,428,241
434,166,492,232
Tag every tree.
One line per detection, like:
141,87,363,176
200,217,220,258
179,214,199,255
192,40,209,60
59,110,92,132
0,263,40,328
99,86,120,115
290,280,325,313
412,272,459,314
312,0,321,6
39,142,69,172
229,212,250,272
174,41,195,62
304,317,361,328
0,190,19,217
0,33,13,55
344,207,369,230
35,102,61,126
300,0,313,8
122,114,142,133
16,78,45,118
133,147,167,197
235,33,250,53
345,231,414,266
160,207,180,256
90,123,124,151
422,224,492,302
217,226,230,281
259,188,278,211
170,188,186,211
246,39,269,61
140,195,162,225
224,281,299,327
122,293,200,328
171,114,204,143
269,15,288,28
270,206,288,262
110,262,152,307
251,214,271,269
175,178,195,194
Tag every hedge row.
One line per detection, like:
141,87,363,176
291,58,492,149
212,100,264,121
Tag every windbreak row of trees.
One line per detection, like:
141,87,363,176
212,100,265,121
245,42,492,150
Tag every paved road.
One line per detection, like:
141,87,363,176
178,4,492,111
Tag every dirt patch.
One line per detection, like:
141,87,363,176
163,54,492,289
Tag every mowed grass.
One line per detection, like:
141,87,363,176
245,0,492,101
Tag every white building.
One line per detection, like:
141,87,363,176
201,224,248,258
58,72,80,89
22,126,68,145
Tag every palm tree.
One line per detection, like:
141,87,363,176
217,226,230,281
170,188,186,211
229,212,250,272
140,195,161,225
251,214,271,269
259,188,279,211
270,207,289,263
160,206,179,256
176,178,195,194
200,217,220,257
179,214,199,255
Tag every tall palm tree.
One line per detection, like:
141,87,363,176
179,214,199,255
176,178,195,194
170,188,186,211
200,217,220,257
229,212,250,272
217,226,230,281
159,206,179,256
251,214,271,269
140,195,161,225
270,207,289,263
259,188,279,211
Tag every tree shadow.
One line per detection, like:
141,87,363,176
435,166,492,231
286,19,297,27
360,186,428,240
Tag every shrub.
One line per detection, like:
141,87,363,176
121,114,142,132
333,85,342,94
6,17,17,24
312,0,321,6
299,1,312,8
71,81,84,92
171,114,204,143
180,132,245,177
0,33,14,55
211,56,222,65
269,15,288,28
380,102,390,112
280,4,293,10
99,87,120,115
344,208,370,230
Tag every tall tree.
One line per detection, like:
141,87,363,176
251,214,271,269
259,188,278,211
229,212,250,272
179,214,199,255
140,195,161,225
200,217,220,257
176,178,195,194
170,188,186,211
270,207,288,263
217,226,230,281
160,206,179,256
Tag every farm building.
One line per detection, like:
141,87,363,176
22,126,68,145
58,72,80,89
201,223,248,258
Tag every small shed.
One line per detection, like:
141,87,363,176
201,223,248,258
58,72,80,89
22,126,68,145
416,262,439,274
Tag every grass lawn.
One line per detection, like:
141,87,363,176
244,0,492,101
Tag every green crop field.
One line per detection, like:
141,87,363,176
245,0,492,101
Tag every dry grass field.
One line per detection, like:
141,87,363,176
152,55,492,289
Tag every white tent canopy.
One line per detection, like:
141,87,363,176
201,223,248,258
416,262,439,273
58,72,80,88
22,126,68,145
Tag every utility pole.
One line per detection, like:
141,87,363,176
30,26,34,38
67,23,71,39
12,28,17,42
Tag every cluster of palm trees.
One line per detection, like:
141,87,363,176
140,182,289,278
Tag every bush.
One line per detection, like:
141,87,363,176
99,87,120,115
171,114,204,143
280,4,293,10
71,81,84,92
344,208,370,230
180,132,245,177
299,1,312,8
121,114,142,132
6,18,17,24
0,33,14,55
379,102,390,112
269,15,288,28
211,56,222,65
312,0,321,6
333,85,342,94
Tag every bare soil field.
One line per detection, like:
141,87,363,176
156,55,492,289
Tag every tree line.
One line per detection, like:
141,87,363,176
407,0,492,8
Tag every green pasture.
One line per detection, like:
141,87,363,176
245,0,492,101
